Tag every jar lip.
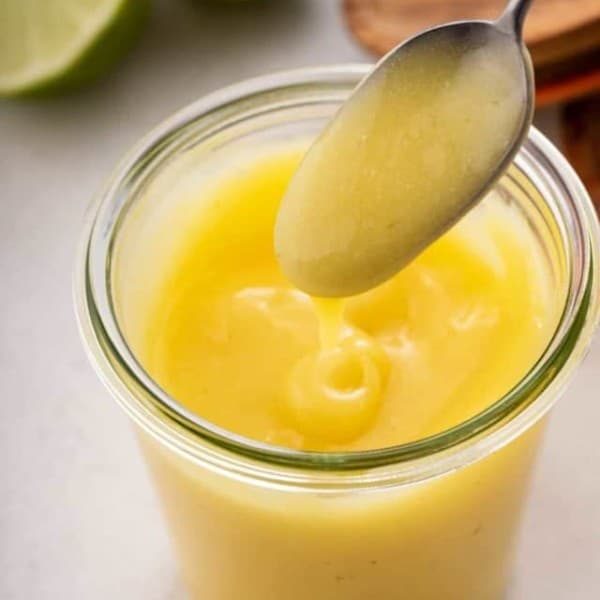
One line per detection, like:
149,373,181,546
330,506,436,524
75,65,600,477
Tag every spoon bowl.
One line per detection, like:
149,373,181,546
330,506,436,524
275,0,536,297
384,16,535,201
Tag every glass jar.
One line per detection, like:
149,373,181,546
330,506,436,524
75,66,600,600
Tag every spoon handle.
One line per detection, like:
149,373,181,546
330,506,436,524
498,0,534,37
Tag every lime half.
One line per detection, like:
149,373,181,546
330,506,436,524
0,0,149,97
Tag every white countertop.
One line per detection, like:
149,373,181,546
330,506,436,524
1,2,598,598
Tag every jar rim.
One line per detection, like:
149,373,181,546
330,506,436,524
75,65,600,481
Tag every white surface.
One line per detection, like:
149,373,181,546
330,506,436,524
0,2,598,599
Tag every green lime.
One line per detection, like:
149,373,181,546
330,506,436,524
0,0,150,97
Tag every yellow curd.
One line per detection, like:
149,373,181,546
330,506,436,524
112,140,563,600
132,146,557,452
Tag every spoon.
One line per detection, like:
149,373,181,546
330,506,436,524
275,0,535,297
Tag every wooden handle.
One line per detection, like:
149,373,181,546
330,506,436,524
343,0,600,66
561,95,600,212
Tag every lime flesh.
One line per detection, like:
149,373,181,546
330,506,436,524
0,0,149,97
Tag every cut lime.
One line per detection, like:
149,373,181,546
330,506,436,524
0,0,150,97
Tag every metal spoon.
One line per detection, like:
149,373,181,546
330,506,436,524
275,0,536,297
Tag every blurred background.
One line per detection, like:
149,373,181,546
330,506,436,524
1,1,598,599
